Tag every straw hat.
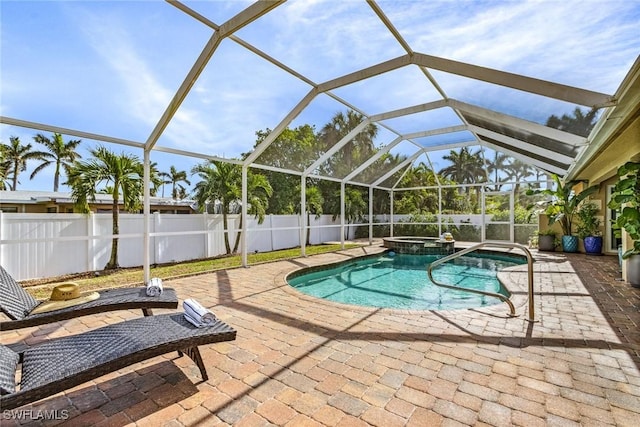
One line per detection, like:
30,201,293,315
31,283,100,314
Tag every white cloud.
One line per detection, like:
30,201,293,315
390,0,638,92
3,0,639,188
75,12,172,133
248,0,404,82
70,7,248,156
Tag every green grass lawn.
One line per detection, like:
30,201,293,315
25,243,362,299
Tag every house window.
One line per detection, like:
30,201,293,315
0,207,18,213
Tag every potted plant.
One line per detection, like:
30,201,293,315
527,174,599,253
608,161,640,286
537,229,558,251
576,202,602,255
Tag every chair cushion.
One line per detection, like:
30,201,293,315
0,267,40,320
0,345,19,395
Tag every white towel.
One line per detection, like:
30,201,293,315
183,298,217,327
146,277,163,297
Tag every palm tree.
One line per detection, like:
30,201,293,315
318,110,378,177
505,159,534,195
327,186,367,240
66,146,144,270
396,162,439,214
370,152,407,183
148,162,164,197
439,147,484,212
485,151,509,190
0,144,10,190
31,133,82,191
296,185,324,245
439,147,485,187
247,125,318,214
192,161,240,254
1,136,47,190
191,160,272,254
402,162,438,187
176,186,188,199
546,107,598,137
160,166,191,199
231,172,272,253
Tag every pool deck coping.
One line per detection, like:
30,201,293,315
1,240,639,426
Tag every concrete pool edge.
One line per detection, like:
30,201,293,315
279,246,531,318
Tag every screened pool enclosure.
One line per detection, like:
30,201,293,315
1,1,638,281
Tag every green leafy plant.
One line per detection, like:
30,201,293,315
608,161,640,259
526,174,599,236
576,202,602,239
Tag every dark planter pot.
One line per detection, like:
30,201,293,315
583,236,603,255
538,235,555,251
628,254,640,287
562,235,579,253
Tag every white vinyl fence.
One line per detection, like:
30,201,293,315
0,212,531,281
0,213,350,281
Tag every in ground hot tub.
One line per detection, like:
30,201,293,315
382,236,455,255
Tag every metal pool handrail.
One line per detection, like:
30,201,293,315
427,242,535,321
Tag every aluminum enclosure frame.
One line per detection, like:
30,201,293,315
1,0,630,282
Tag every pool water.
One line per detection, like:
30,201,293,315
287,253,523,310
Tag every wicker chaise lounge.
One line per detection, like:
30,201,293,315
0,312,237,410
1,266,179,330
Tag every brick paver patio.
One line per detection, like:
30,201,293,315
2,244,639,426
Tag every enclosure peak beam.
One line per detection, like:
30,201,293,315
447,99,587,146
317,55,411,93
367,0,413,54
412,53,616,108
244,88,319,166
402,125,468,140
479,139,567,176
145,0,286,151
468,125,574,165
0,116,145,150
372,151,422,187
369,100,448,122
421,140,478,153
303,120,372,176
169,0,315,88
343,136,404,182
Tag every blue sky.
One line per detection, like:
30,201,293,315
1,0,639,192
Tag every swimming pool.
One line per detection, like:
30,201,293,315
287,252,525,310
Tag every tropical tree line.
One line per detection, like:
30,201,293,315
0,133,190,197
1,106,597,269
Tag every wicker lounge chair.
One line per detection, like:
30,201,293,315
1,266,178,330
0,312,236,410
